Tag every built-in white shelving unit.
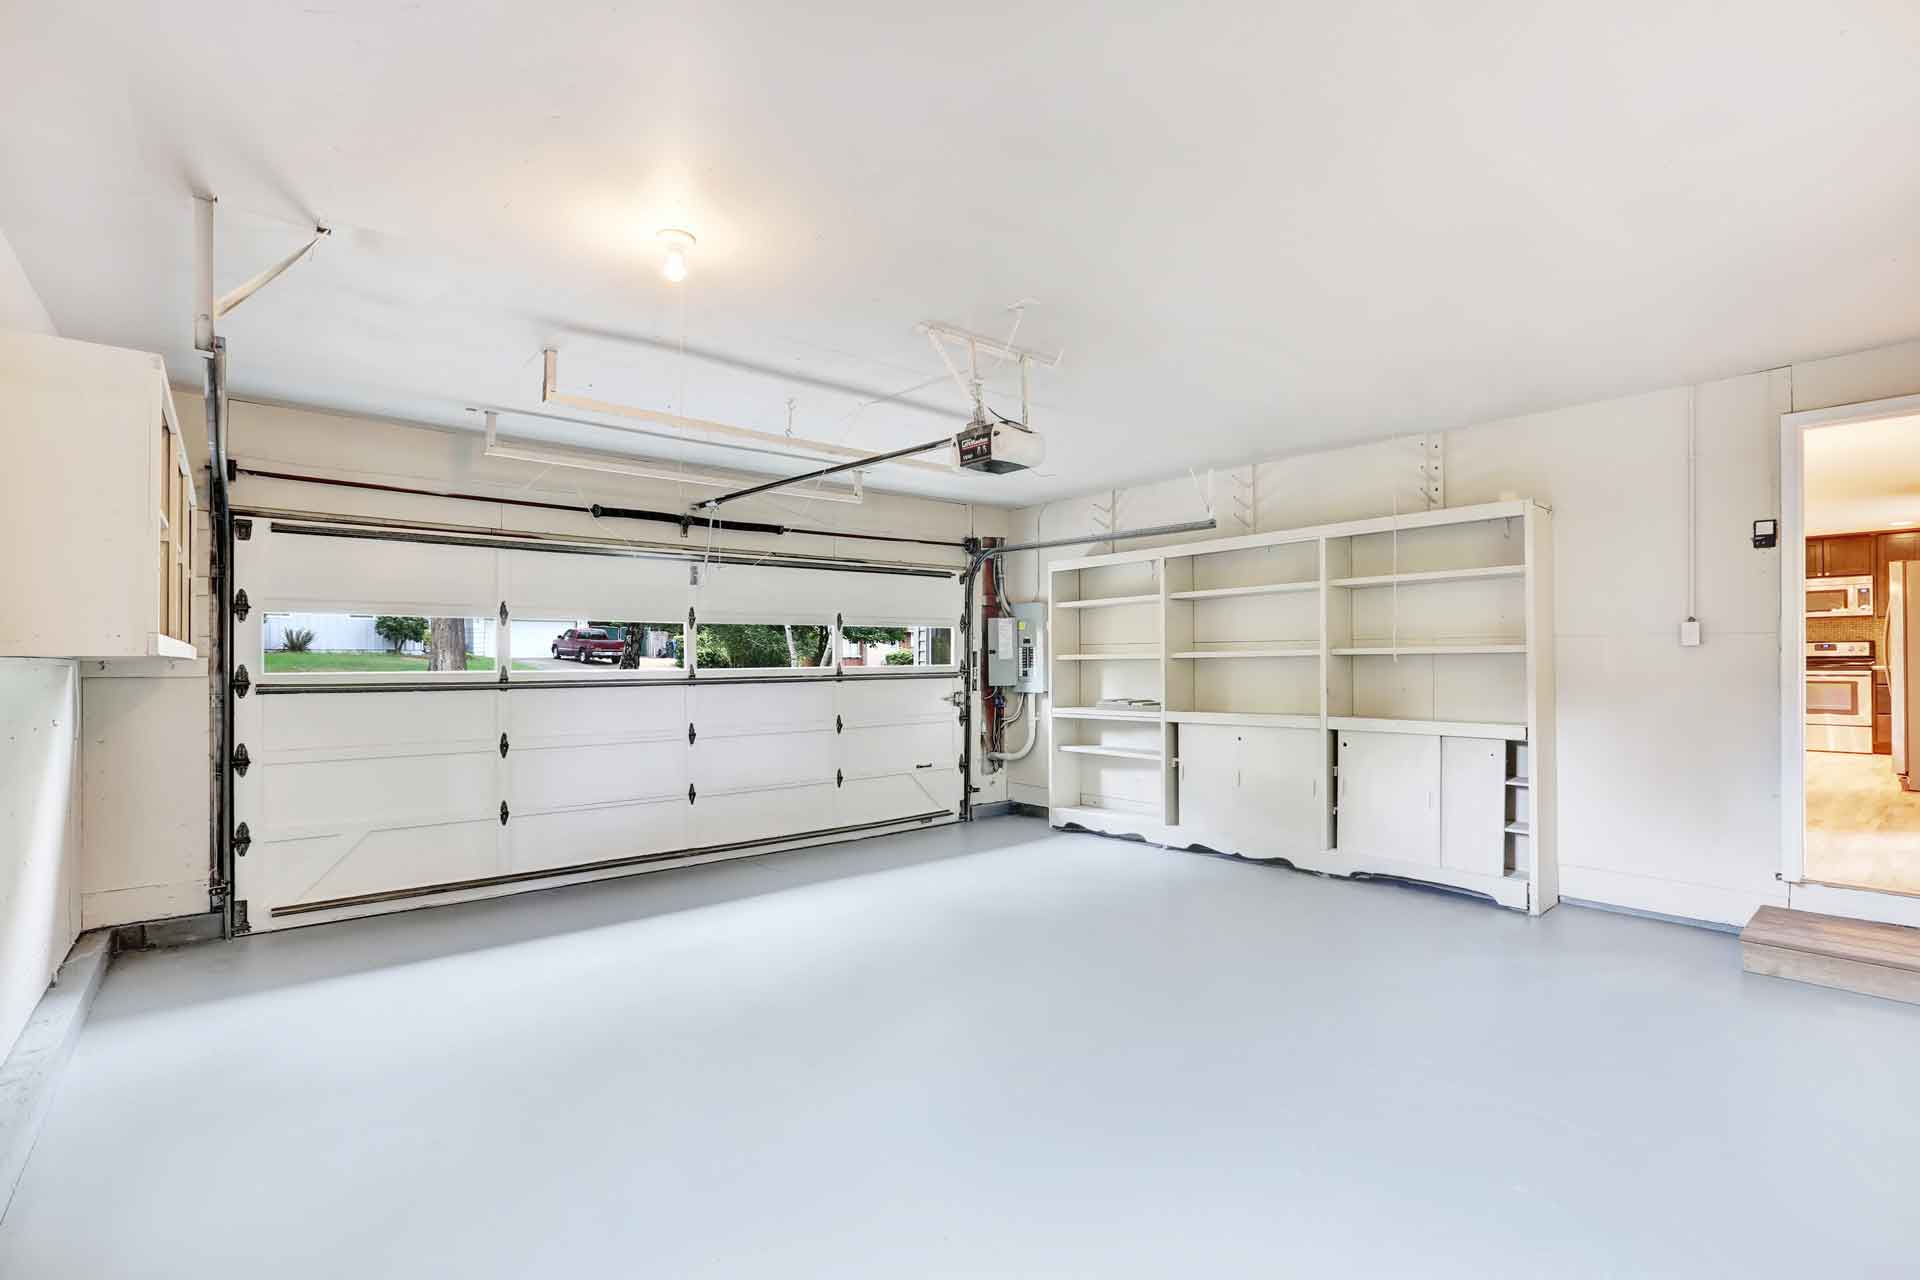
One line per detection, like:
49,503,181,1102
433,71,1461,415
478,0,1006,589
1047,498,1555,915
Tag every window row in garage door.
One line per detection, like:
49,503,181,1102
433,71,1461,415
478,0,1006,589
228,520,966,931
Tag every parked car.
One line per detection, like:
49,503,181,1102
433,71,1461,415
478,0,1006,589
551,627,625,662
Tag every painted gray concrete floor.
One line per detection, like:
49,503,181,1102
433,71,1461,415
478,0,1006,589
4,819,1919,1278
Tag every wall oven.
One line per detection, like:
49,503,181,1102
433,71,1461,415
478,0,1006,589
1807,575,1873,617
1807,641,1874,753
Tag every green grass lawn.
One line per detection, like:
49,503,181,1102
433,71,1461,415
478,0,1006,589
264,651,501,672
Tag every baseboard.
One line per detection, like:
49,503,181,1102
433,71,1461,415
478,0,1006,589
972,801,1048,820
1562,897,1740,935
1557,864,1787,928
0,931,111,1223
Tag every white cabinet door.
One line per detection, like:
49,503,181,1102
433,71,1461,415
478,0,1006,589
1439,736,1506,877
1336,731,1440,864
1235,727,1326,858
1175,724,1239,850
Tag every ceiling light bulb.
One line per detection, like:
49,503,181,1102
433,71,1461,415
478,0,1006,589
657,228,696,284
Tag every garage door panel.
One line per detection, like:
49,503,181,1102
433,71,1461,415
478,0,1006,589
249,528,497,615
691,731,835,793
255,751,497,833
262,691,499,753
250,820,502,930
693,784,835,846
690,681,834,735
509,742,688,810
835,774,954,827
507,798,688,875
505,685,686,746
836,678,956,726
841,721,956,778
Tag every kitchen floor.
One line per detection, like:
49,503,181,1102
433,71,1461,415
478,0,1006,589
1805,749,1920,895
7,819,1920,1276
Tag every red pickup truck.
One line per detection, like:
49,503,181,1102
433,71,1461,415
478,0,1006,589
550,627,625,663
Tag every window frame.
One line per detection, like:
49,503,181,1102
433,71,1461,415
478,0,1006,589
835,619,960,674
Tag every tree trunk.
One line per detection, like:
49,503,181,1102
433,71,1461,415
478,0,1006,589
428,617,468,672
783,625,799,667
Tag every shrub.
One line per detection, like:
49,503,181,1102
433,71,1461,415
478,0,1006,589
375,615,429,652
886,650,915,666
281,627,315,652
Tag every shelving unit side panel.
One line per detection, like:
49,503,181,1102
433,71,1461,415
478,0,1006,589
1525,506,1558,913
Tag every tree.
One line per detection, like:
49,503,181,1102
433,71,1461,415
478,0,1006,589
841,625,910,666
375,615,428,653
427,617,469,671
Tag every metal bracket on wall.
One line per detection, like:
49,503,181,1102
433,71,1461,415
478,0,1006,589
231,743,250,777
232,822,251,857
232,665,250,697
1420,434,1445,509
232,588,250,621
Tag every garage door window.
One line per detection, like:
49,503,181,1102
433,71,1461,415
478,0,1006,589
694,622,835,672
261,611,497,675
839,623,954,670
514,618,686,676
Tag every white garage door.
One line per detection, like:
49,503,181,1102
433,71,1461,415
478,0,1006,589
229,518,964,932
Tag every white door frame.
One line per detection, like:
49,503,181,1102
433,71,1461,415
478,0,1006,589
1778,391,1920,885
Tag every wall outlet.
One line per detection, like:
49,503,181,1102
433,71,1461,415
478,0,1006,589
1679,618,1702,647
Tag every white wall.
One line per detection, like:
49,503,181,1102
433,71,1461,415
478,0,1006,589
1003,336,1920,926
0,660,81,1062
0,226,55,336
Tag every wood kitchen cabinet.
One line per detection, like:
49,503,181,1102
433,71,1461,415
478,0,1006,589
1873,530,1920,619
1808,534,1874,579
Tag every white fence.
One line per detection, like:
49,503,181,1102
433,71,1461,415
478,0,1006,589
264,613,497,657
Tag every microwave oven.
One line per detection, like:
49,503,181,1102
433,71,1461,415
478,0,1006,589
1807,575,1873,617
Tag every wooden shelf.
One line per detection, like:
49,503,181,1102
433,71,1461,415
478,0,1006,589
1167,711,1321,729
1055,594,1160,610
1168,582,1318,600
1330,565,1524,588
1330,716,1527,741
1051,706,1162,722
147,634,197,660
1058,745,1163,762
1055,652,1161,661
1505,821,1532,836
1333,643,1525,656
1172,646,1317,660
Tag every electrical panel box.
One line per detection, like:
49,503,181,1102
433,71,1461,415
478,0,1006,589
987,602,1047,692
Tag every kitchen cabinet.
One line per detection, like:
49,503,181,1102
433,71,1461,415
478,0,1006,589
1873,531,1920,619
1336,731,1441,864
1176,724,1323,858
1439,737,1508,877
1809,534,1874,579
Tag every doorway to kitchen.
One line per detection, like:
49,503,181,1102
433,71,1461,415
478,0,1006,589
1782,395,1920,897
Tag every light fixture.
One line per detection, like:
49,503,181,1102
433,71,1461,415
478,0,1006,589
1894,520,1915,527
657,228,695,283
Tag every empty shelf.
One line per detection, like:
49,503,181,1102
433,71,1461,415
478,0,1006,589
1055,652,1161,661
1332,643,1525,656
1329,565,1525,588
1051,706,1163,722
1330,716,1527,741
1506,776,1530,788
1168,582,1318,600
1167,711,1321,729
1058,745,1163,761
1505,821,1531,836
1172,646,1317,659
1055,593,1160,609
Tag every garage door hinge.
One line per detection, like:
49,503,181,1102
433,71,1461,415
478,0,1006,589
688,722,697,745
232,743,251,777
835,714,843,734
499,732,509,757
688,783,696,805
232,821,252,857
232,665,250,697
232,588,250,621
836,768,844,788
499,801,510,825
233,900,251,935
497,666,508,686
688,607,696,630
233,517,252,541
208,876,229,903
498,600,508,625
835,612,843,630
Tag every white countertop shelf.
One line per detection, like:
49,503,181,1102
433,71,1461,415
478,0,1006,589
1058,745,1163,761
1055,652,1161,661
1329,565,1525,588
1332,643,1525,656
1167,582,1319,600
1055,593,1160,610
1051,706,1163,721
1172,646,1317,660
1167,711,1322,729
1330,716,1527,741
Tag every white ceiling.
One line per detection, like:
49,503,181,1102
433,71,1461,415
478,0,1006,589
4,3,1920,505
1804,414,1920,536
